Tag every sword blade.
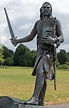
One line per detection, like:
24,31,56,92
53,44,57,90
4,8,15,38
54,61,56,90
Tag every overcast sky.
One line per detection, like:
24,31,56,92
0,0,69,52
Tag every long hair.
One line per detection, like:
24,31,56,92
40,2,52,19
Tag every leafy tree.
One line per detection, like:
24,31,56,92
66,52,69,62
14,44,30,66
57,49,66,64
3,46,14,59
3,46,14,65
14,44,37,66
30,50,37,66
4,56,14,66
0,48,4,66
56,58,60,67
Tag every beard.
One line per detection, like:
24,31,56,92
42,10,51,17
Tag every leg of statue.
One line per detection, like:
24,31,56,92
33,74,45,99
26,57,46,105
26,74,45,105
38,78,47,106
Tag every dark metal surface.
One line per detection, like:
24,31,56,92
4,2,64,106
0,96,68,108
0,96,24,108
4,8,17,46
0,96,15,108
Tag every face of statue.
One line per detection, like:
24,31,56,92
41,2,52,17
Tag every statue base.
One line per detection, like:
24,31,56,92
0,96,25,108
0,96,46,108
0,96,69,108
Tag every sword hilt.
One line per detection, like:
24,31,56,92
10,37,17,46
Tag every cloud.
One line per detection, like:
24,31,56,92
52,0,69,14
58,43,69,52
18,23,32,31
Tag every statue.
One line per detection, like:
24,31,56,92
4,2,64,106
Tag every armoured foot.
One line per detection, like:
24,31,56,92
24,97,38,105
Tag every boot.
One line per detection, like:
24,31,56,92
24,97,38,105
38,79,47,106
38,101,44,106
25,74,44,105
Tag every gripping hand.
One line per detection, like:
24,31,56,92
10,37,17,46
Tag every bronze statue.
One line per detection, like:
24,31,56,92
4,2,64,106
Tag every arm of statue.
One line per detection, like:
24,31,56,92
56,19,64,44
11,22,37,46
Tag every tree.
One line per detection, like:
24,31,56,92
14,44,30,66
57,49,66,64
30,50,37,66
4,56,14,66
66,52,69,62
14,44,37,66
3,46,14,59
0,48,4,66
3,46,14,65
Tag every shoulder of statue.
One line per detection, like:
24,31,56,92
35,19,40,25
51,17,61,25
53,17,61,23
35,19,42,27
36,19,41,22
51,17,57,22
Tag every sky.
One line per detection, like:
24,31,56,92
0,0,69,52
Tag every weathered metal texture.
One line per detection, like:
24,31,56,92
0,96,47,108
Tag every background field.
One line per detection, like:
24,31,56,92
0,66,69,105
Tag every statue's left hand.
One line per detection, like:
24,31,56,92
42,36,56,44
47,36,56,43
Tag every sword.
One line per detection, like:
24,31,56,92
53,44,57,90
4,7,17,46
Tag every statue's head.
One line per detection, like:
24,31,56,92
40,2,52,19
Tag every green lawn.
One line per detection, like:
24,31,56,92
0,66,69,105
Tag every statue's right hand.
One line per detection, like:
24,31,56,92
10,37,18,46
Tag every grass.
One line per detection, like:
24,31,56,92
45,70,69,105
0,66,69,105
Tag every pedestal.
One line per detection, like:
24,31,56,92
0,96,46,108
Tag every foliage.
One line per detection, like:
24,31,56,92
0,47,4,66
29,50,37,66
57,49,66,64
4,56,14,66
1,45,69,67
3,46,14,59
58,64,68,69
14,44,36,66
65,61,69,65
56,58,60,67
14,44,30,66
66,52,69,62
3,46,14,66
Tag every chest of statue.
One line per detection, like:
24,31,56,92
42,18,56,39
37,18,56,39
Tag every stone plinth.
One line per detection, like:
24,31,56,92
0,96,46,108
